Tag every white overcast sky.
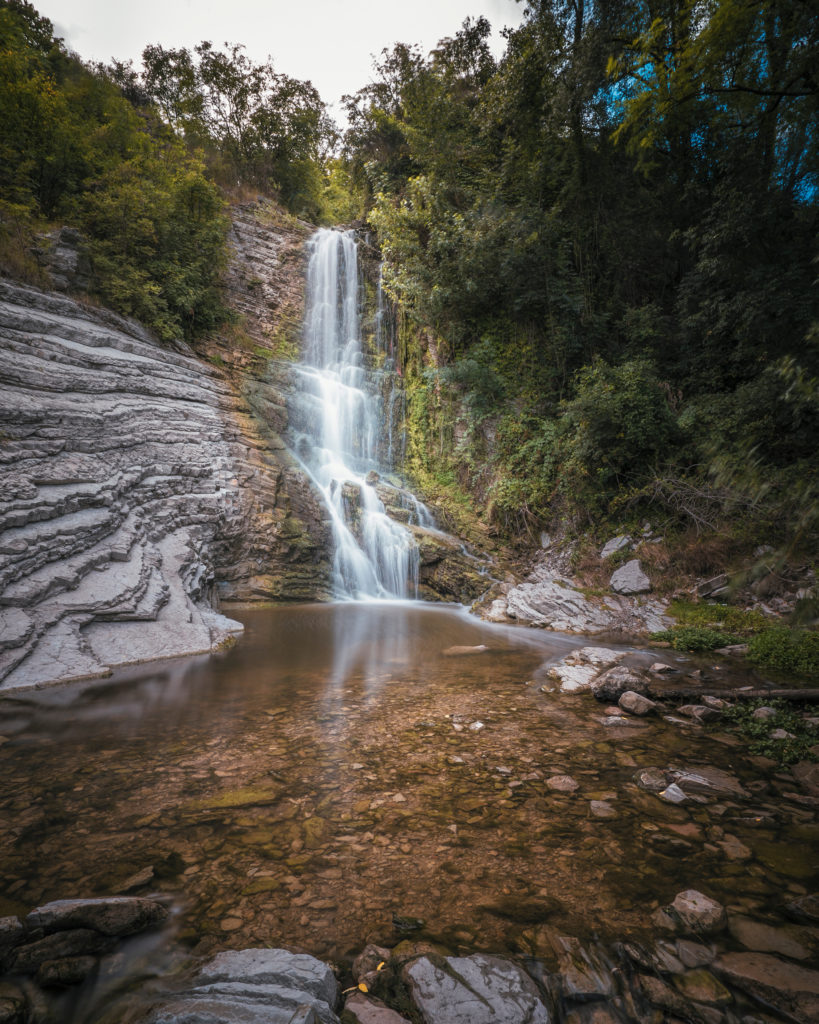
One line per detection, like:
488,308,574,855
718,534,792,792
41,0,525,124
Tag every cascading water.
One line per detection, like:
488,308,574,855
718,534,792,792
288,228,423,600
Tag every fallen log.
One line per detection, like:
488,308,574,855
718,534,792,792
647,686,819,703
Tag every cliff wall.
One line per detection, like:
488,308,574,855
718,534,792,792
0,204,331,690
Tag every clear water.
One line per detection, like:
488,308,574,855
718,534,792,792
1,603,814,972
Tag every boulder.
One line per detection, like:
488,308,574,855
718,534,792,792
590,665,648,702
546,647,624,693
26,896,168,937
142,948,341,1024
610,560,651,595
619,691,657,716
37,955,98,988
403,954,550,1024
352,945,391,983
697,574,729,599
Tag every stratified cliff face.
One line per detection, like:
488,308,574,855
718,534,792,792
0,209,331,691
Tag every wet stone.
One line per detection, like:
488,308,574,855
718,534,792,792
785,893,819,924
635,767,668,792
590,666,648,703
670,891,728,935
659,784,688,804
590,801,616,819
26,896,168,937
672,968,732,1006
619,691,657,716
728,915,813,960
676,940,715,969
36,954,98,988
669,766,749,800
403,954,550,1024
12,929,116,972
344,990,411,1024
546,775,579,793
637,974,723,1024
713,952,819,1024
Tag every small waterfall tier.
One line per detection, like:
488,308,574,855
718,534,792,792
288,228,429,600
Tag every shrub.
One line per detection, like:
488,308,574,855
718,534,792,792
558,357,680,511
722,699,819,766
651,626,740,651
748,628,819,677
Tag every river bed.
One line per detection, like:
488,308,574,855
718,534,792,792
1,603,816,970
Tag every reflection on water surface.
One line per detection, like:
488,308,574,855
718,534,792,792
0,604,815,966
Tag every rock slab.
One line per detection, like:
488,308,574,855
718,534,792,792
404,954,550,1024
143,948,340,1024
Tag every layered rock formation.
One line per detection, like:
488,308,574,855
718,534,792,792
0,263,330,690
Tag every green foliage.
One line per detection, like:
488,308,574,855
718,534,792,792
748,628,819,677
667,599,768,635
557,357,680,511
349,2,818,545
141,40,336,219
0,1,230,341
722,700,819,767
650,626,740,652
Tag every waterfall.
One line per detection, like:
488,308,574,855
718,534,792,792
288,228,421,600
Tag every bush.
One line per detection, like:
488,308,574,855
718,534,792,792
722,699,819,766
748,628,819,677
558,357,680,510
651,626,740,651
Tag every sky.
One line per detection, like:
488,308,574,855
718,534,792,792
41,0,526,123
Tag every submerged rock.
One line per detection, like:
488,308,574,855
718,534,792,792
619,690,657,716
713,951,819,1024
669,891,728,935
590,665,649,702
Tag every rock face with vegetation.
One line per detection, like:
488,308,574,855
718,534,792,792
0,269,331,690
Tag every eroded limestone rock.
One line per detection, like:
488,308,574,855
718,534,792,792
0,265,330,688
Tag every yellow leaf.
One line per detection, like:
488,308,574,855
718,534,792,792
377,961,386,971
358,982,368,993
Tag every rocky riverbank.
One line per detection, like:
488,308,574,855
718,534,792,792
2,889,818,1024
